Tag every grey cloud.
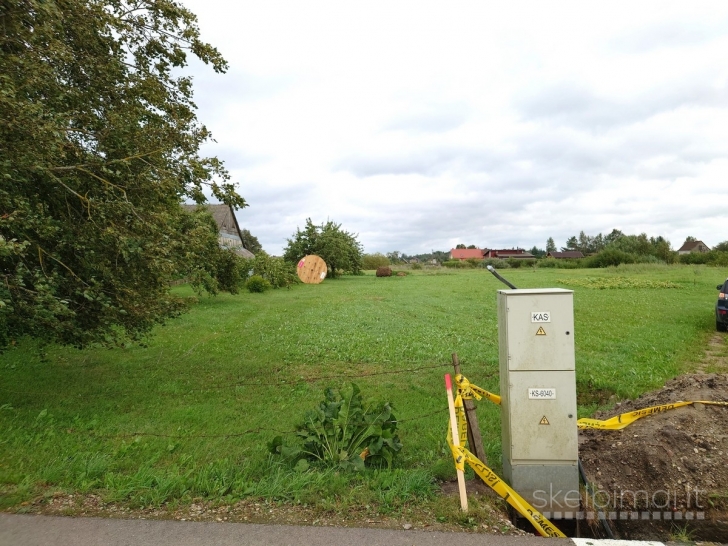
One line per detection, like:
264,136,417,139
338,147,507,177
634,160,699,180
190,65,294,105
238,184,315,214
344,186,554,252
213,148,268,170
385,106,470,134
516,82,728,130
344,81,728,192
611,20,727,53
509,125,723,184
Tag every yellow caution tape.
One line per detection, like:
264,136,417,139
463,447,566,538
446,386,565,538
454,394,468,446
455,374,501,405
445,431,565,537
446,423,466,472
453,373,728,431
577,400,728,430
446,371,728,535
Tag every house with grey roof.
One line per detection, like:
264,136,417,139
182,204,255,258
677,240,709,255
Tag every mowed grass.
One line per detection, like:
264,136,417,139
0,264,724,514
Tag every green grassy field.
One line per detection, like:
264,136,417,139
0,264,724,516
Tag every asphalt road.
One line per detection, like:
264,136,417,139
0,514,676,546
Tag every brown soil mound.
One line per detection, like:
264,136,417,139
579,372,728,541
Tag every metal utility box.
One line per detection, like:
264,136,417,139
498,289,579,517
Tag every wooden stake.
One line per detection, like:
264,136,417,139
451,353,488,470
445,373,468,512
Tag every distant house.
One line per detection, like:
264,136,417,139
546,251,585,259
182,204,255,258
450,248,486,261
483,248,535,260
677,240,710,255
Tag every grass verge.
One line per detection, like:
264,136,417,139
1,264,724,524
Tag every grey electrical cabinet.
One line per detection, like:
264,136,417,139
498,288,579,517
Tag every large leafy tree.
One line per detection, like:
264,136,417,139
546,237,556,253
0,0,246,349
283,219,363,278
240,229,263,254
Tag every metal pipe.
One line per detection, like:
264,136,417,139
486,265,518,289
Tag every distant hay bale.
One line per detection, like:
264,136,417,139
376,266,392,277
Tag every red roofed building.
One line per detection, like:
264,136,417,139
450,248,486,261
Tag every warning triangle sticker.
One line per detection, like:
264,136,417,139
539,416,550,425
536,326,546,336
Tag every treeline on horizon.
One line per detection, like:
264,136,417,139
362,230,728,270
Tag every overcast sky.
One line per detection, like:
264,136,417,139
180,0,728,256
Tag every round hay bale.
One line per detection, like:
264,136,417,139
376,266,392,277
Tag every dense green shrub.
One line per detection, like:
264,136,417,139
410,262,423,270
538,258,581,269
584,249,636,268
633,254,662,264
245,275,271,293
482,258,510,269
243,251,299,288
283,219,363,278
679,252,705,264
362,253,390,270
679,250,728,266
442,260,472,269
465,258,483,267
710,251,728,267
506,258,536,269
268,383,402,471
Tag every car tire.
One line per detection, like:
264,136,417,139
718,320,728,332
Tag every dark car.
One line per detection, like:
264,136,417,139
717,279,728,332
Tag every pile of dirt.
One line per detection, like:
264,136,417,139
579,372,728,540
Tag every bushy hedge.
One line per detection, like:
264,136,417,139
679,250,728,266
245,275,271,293
483,258,510,269
537,258,580,269
440,249,718,271
506,258,536,269
242,252,299,289
362,253,390,270
582,249,635,268
443,259,473,269
541,251,665,269
442,258,511,269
